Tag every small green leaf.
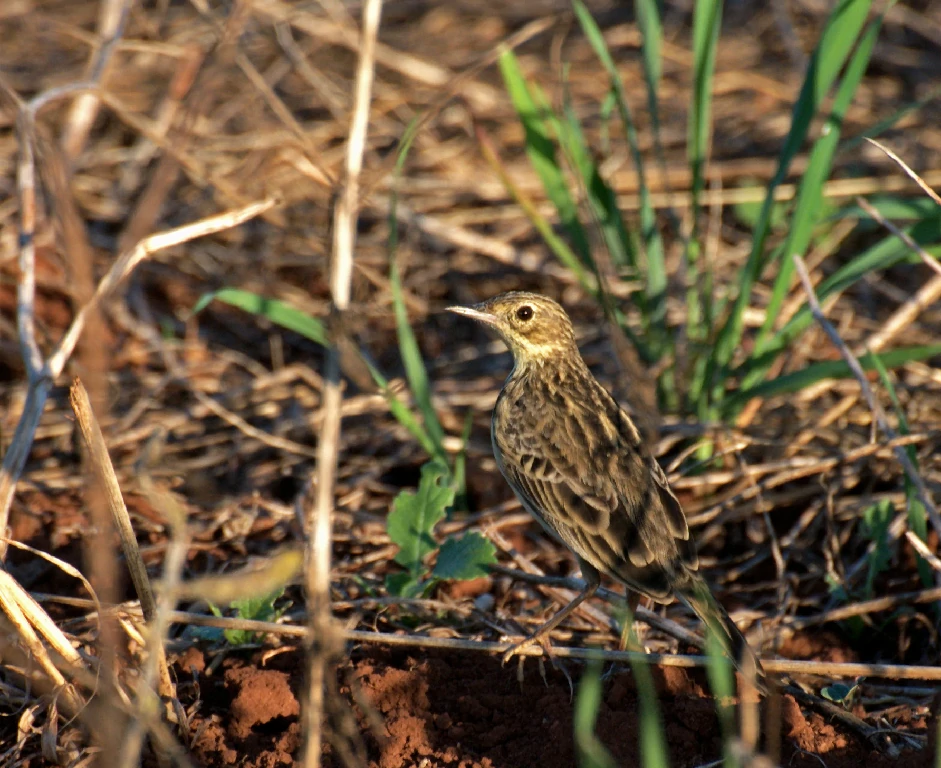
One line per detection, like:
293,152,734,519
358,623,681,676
387,462,455,575
186,624,225,642
224,588,287,645
230,587,286,623
820,683,848,702
821,682,858,706
385,572,424,598
432,532,497,581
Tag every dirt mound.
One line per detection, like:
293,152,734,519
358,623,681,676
179,645,932,768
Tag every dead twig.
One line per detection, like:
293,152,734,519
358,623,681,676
116,476,191,768
69,378,175,701
864,137,941,209
301,1,383,765
60,0,132,160
0,180,276,553
792,254,941,541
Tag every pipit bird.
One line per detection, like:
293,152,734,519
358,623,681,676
448,291,762,680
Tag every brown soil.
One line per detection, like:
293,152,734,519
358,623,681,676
175,645,933,768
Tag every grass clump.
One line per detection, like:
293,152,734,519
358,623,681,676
495,0,941,423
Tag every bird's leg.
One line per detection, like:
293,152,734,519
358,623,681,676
502,565,601,665
618,591,642,651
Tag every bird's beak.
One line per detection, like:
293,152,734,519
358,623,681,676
445,304,500,328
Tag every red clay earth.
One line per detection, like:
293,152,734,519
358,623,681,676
178,644,934,768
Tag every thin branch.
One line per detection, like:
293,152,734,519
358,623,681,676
69,379,175,699
302,0,382,765
121,608,941,682
785,585,941,630
47,196,279,379
117,477,190,768
855,195,941,278
792,254,941,540
864,137,941,208
0,195,277,548
59,0,133,159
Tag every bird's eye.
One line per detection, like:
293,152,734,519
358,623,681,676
516,305,534,322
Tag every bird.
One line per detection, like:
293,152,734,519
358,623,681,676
447,291,763,683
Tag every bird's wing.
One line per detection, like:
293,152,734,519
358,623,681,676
495,379,694,599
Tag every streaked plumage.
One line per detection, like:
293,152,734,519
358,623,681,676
448,291,762,681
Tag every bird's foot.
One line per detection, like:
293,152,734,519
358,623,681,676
501,632,554,666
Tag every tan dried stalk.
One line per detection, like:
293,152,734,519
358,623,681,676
302,0,383,765
69,378,175,700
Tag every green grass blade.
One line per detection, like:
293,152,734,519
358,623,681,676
344,351,440,458
477,124,595,292
572,0,667,346
389,263,448,465
382,114,449,462
704,628,737,768
753,13,884,355
195,287,439,456
868,353,932,586
553,84,634,271
195,288,328,346
682,0,723,409
688,0,721,225
634,0,679,316
837,196,941,222
724,344,941,412
732,214,941,393
684,0,723,351
620,629,670,768
841,81,941,154
573,656,618,768
634,0,662,134
704,0,872,409
499,49,593,266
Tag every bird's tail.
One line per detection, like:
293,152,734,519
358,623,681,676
674,571,766,693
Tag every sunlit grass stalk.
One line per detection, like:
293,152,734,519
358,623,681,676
703,0,873,413
867,352,932,587
684,0,722,353
735,10,885,404
476,118,596,295
572,0,667,353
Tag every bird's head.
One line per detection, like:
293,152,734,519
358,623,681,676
446,291,579,365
